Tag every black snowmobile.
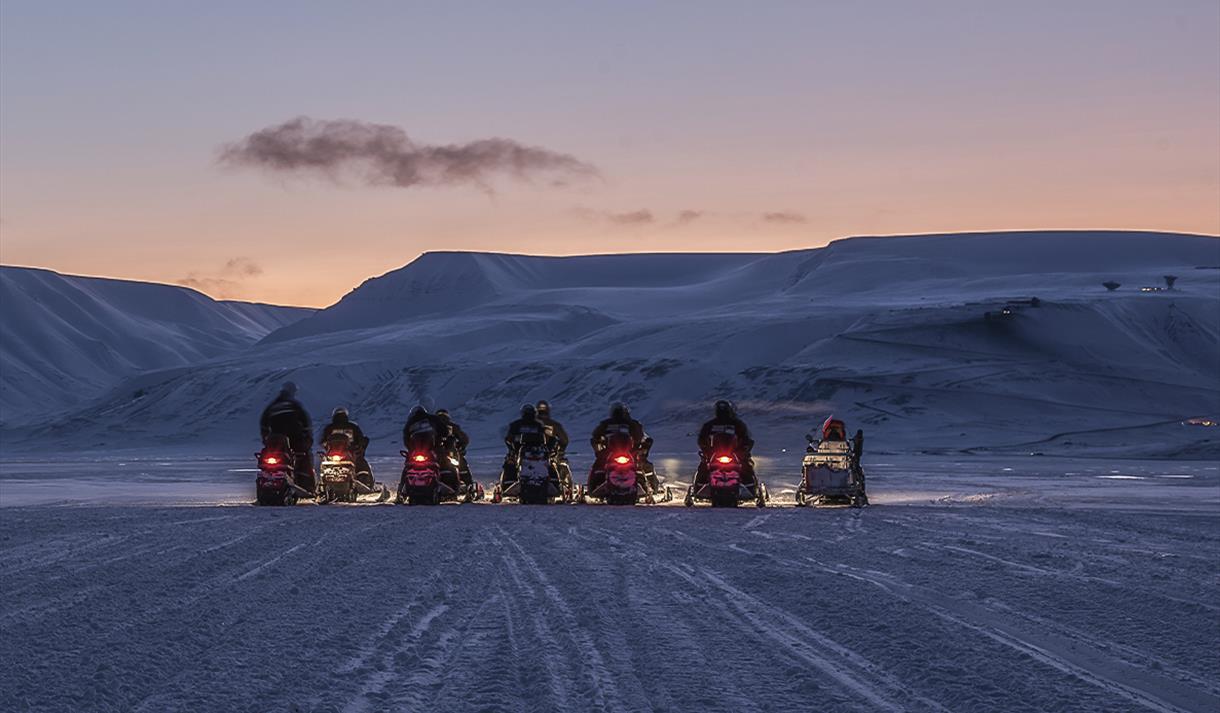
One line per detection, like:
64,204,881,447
255,434,315,506
684,433,768,508
396,433,481,505
492,432,573,504
580,432,672,505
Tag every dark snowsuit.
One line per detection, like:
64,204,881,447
501,417,552,485
695,416,756,486
539,416,570,455
438,415,473,486
260,393,314,483
402,412,446,453
539,415,572,487
587,417,648,493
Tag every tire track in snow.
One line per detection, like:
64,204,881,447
340,541,496,712
987,601,1220,699
798,555,1218,713
495,524,649,712
340,602,451,713
657,560,943,713
716,530,1218,713
232,540,314,582
490,527,579,711
919,541,1220,614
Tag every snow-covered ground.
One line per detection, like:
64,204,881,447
2,231,1217,711
2,456,1217,712
5,231,1218,460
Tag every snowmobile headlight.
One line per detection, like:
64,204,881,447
716,455,732,464
327,454,342,462
613,455,631,465
264,456,279,465
412,454,427,463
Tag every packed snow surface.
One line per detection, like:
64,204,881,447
1,456,1217,712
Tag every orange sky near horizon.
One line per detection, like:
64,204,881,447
1,1,1217,308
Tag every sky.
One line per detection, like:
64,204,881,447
1,0,1217,307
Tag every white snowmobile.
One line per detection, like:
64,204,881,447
796,418,868,508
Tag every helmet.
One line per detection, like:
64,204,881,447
281,381,298,397
610,402,629,420
331,407,349,421
714,399,735,419
536,400,551,418
521,403,537,419
408,405,427,421
436,409,451,423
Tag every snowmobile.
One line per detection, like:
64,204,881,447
348,442,391,501
492,433,573,504
395,440,481,505
684,433,768,508
318,432,359,503
580,432,672,505
795,418,868,508
255,434,314,506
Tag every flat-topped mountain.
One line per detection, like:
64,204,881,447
2,231,1217,459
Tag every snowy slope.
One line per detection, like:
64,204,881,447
3,231,1217,457
0,267,313,423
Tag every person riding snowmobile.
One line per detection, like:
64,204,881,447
695,400,756,486
536,400,569,454
319,407,373,486
587,402,651,494
820,415,847,442
436,409,473,486
501,403,553,486
536,399,572,487
259,382,314,485
402,405,446,459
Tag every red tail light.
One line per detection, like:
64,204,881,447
327,453,342,462
412,453,427,463
716,455,732,464
613,455,631,465
264,456,279,465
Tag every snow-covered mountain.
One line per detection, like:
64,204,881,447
2,231,1217,458
0,267,313,423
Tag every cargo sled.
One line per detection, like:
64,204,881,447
796,418,867,508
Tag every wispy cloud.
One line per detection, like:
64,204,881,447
575,207,709,228
219,117,599,191
178,258,262,298
606,209,655,226
762,211,808,224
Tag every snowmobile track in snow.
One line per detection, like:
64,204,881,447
2,500,1218,713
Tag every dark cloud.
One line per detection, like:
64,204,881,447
675,210,703,225
606,209,655,226
218,117,598,191
762,211,808,224
178,258,263,297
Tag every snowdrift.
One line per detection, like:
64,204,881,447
1,231,1217,458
